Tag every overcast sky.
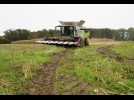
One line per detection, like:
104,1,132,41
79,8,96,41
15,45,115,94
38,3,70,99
0,4,134,35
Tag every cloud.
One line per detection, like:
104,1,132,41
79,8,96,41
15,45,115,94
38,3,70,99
0,4,134,35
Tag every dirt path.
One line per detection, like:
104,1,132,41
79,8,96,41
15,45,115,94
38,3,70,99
24,48,72,95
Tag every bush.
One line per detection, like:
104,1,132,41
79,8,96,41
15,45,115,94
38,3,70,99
0,36,11,44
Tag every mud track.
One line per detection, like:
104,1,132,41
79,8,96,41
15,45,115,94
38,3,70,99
24,48,72,95
97,45,134,64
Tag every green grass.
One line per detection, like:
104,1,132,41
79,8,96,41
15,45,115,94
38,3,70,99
112,41,134,59
55,42,134,95
0,44,64,94
0,40,134,95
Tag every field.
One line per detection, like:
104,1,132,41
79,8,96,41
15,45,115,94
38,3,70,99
0,39,134,95
0,44,64,94
55,39,134,95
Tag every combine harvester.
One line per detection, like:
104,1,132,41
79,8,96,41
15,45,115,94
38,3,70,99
36,20,91,47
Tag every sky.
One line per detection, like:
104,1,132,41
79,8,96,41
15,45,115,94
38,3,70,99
0,4,134,35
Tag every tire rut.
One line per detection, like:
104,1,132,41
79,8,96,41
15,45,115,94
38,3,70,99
24,48,72,95
96,45,134,64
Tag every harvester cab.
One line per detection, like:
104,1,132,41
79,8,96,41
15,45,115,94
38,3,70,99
36,20,90,47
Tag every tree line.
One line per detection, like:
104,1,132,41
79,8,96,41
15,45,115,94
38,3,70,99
89,28,134,41
0,27,134,44
0,29,58,43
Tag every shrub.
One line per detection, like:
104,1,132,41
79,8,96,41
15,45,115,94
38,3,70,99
0,36,11,44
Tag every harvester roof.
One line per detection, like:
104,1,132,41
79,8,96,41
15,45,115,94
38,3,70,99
59,20,85,27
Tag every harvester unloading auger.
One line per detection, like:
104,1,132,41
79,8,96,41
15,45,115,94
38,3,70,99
36,20,91,47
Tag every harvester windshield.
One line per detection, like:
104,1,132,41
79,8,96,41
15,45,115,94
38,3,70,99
55,26,75,37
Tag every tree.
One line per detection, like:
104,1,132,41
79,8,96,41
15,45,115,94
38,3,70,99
48,29,59,37
0,36,11,44
127,27,134,40
4,29,31,41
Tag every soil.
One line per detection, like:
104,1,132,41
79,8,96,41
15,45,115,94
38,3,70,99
24,48,71,95
22,39,133,95
96,45,134,64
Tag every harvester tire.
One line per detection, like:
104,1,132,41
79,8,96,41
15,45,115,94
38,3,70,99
85,38,90,46
80,38,85,47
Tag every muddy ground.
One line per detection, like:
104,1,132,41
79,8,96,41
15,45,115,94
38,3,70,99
23,48,73,95
22,39,134,95
96,45,134,64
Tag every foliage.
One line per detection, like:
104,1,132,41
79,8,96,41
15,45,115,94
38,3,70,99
89,27,134,41
4,29,31,41
3,28,60,42
3,26,134,42
0,36,11,44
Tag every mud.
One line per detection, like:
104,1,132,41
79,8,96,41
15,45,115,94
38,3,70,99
97,45,134,64
24,48,72,95
22,41,134,95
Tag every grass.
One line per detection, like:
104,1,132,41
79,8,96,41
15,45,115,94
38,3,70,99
112,41,134,59
0,44,64,94
55,42,134,95
0,39,134,95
